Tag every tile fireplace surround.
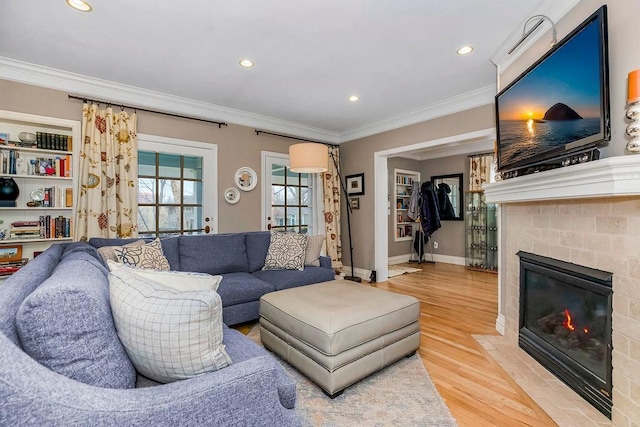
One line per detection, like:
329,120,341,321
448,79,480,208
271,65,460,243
484,156,640,426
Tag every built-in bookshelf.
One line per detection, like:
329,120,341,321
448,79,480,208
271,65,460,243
394,168,420,242
0,110,79,270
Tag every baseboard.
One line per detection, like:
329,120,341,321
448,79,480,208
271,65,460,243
388,253,465,266
495,314,506,335
431,254,466,266
340,266,372,282
388,254,412,265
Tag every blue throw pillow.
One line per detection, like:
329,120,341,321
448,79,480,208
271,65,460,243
16,256,136,389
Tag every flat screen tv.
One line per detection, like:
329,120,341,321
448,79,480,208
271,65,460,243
495,6,610,174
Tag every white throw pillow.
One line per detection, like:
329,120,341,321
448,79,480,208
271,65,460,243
108,268,232,383
115,238,171,271
304,235,325,267
262,232,308,271
106,260,222,292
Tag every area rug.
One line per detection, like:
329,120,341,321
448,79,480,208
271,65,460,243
387,265,422,278
248,325,457,426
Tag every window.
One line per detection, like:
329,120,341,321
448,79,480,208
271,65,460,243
261,149,322,235
138,151,204,237
270,163,314,234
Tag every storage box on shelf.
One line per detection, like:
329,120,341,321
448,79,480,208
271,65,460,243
0,110,79,266
394,169,420,242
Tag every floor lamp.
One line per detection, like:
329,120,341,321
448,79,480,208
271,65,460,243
289,143,361,283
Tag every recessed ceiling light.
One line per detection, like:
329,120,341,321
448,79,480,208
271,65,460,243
457,45,474,55
349,95,359,102
66,0,92,12
239,59,254,68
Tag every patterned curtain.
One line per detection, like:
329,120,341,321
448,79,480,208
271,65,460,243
469,153,494,191
76,103,138,240
322,146,342,269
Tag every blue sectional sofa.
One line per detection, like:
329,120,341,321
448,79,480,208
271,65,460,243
0,232,334,425
89,232,335,325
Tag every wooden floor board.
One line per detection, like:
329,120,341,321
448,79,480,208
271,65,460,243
377,262,556,427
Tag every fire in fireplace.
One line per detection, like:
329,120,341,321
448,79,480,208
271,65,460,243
518,251,612,418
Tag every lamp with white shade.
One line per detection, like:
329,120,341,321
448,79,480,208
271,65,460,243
289,143,329,173
289,142,361,283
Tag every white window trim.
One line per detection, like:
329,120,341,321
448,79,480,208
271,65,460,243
138,133,218,234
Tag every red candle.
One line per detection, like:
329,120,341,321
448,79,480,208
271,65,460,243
629,69,640,104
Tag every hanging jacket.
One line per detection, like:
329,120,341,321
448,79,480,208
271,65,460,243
407,182,420,221
436,183,456,219
420,181,441,238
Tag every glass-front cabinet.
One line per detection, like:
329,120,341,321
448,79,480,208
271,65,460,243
465,191,498,272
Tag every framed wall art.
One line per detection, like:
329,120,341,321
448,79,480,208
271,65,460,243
350,197,360,210
0,245,22,262
235,167,257,191
345,173,364,196
224,187,240,204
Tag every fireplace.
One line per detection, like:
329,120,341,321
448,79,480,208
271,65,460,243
517,251,613,418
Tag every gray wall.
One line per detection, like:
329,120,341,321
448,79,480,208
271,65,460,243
0,79,292,234
386,157,422,258
420,153,468,258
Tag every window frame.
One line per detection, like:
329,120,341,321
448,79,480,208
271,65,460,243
137,134,218,237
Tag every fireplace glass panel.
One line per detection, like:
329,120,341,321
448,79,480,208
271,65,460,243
523,269,608,381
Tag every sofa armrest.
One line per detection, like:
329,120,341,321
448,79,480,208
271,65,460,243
0,338,300,427
319,255,332,269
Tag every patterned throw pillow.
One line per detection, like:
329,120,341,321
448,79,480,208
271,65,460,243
262,232,308,271
96,239,146,264
108,267,232,383
115,239,170,270
106,260,222,292
304,235,325,267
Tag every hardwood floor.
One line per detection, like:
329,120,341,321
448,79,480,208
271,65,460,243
377,263,555,427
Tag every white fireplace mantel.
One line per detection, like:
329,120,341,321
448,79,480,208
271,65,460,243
484,155,640,204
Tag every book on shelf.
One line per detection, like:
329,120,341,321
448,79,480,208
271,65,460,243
36,132,71,152
0,150,72,178
0,258,28,276
37,215,72,239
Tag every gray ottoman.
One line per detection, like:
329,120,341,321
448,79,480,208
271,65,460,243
259,280,420,397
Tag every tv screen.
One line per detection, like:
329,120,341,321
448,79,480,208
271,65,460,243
495,6,610,173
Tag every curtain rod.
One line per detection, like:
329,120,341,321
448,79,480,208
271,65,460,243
68,95,228,128
254,130,338,147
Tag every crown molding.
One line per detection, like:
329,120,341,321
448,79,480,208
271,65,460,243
337,84,496,143
490,0,580,73
0,57,341,143
0,57,497,145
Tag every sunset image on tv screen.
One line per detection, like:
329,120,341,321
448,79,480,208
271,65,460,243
497,18,602,169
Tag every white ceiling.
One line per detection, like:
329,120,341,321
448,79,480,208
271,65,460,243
0,0,553,141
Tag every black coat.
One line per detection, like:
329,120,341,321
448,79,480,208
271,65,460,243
436,183,456,219
419,181,441,238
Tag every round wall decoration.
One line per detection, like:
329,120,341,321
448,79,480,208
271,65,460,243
224,187,240,204
235,167,257,191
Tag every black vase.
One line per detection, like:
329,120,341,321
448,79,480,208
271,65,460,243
0,177,19,201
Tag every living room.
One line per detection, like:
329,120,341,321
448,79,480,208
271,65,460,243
1,0,639,425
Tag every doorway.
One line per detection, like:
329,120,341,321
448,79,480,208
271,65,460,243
374,128,496,282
